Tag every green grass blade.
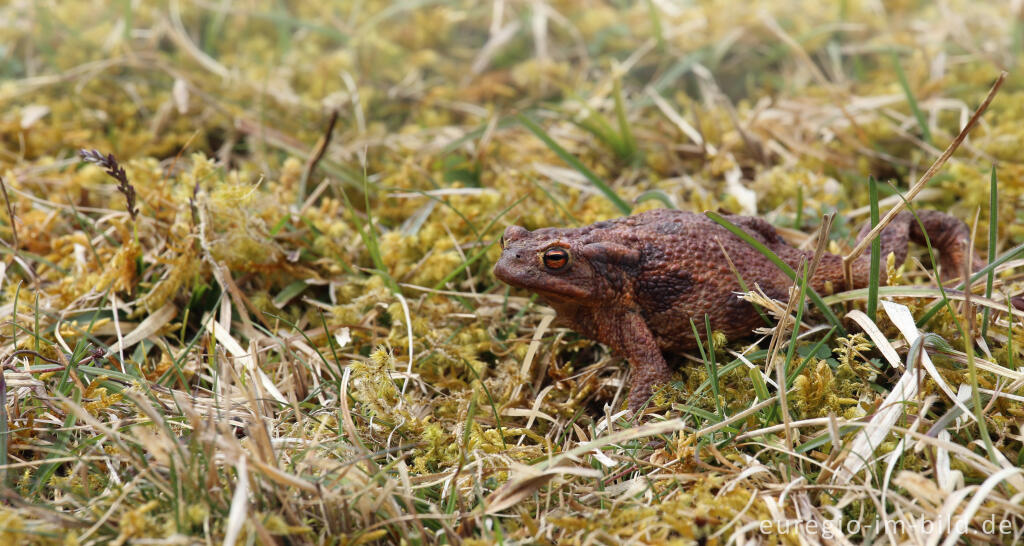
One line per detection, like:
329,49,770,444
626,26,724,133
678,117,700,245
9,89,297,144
571,111,620,156
646,0,666,52
785,327,836,388
634,189,676,209
705,211,846,335
517,113,632,215
748,366,770,402
612,74,638,164
32,388,81,495
867,176,881,322
675,405,734,429
461,357,506,450
796,424,861,454
966,297,998,466
690,316,724,422
339,177,399,294
794,185,803,229
784,262,811,378
688,353,758,401
982,165,997,339
891,51,932,145
528,175,579,223
0,245,69,276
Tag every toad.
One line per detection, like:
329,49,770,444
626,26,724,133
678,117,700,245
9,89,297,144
493,208,994,412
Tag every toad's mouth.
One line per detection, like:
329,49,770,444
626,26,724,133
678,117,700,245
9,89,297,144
493,258,589,301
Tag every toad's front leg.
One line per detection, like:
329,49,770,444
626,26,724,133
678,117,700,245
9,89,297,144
595,312,673,413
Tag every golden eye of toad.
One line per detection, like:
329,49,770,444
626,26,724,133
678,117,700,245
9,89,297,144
542,248,569,270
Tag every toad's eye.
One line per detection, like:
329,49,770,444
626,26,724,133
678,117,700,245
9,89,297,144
542,247,570,270
499,236,505,250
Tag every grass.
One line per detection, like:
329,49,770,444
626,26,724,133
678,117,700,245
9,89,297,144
0,1,1023,544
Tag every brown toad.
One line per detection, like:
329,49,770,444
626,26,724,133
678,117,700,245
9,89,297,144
493,208,988,412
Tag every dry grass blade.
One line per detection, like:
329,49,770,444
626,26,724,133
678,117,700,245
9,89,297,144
483,463,601,515
208,319,287,404
223,456,249,546
510,313,554,406
882,300,975,421
107,302,176,354
844,309,902,369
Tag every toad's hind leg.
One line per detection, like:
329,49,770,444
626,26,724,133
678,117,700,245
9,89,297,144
906,210,986,281
854,210,983,285
603,312,672,413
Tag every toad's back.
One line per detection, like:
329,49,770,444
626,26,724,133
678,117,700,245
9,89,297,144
584,210,799,351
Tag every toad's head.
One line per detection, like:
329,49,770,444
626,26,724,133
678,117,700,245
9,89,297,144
493,224,640,306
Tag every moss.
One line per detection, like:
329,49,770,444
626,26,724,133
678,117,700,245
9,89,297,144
547,475,775,544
